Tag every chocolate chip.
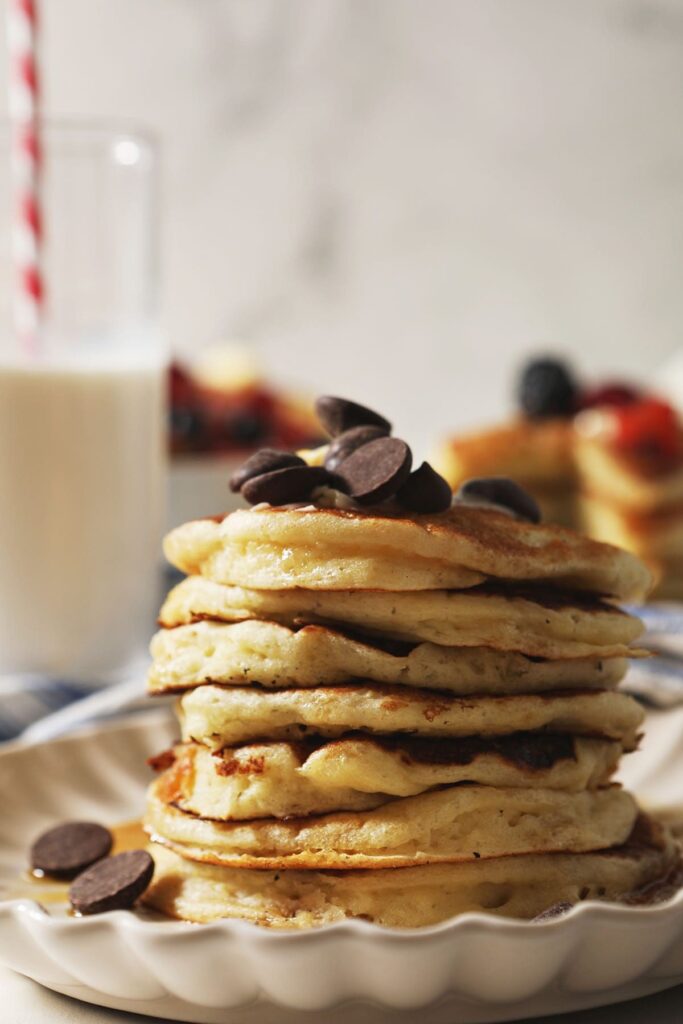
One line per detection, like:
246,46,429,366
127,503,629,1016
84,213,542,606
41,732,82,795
30,822,113,879
324,425,389,473
396,461,452,513
532,900,575,922
69,850,154,915
315,396,391,437
336,437,412,505
241,465,340,506
455,477,541,523
229,449,305,493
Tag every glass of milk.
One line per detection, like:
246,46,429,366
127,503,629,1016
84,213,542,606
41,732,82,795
0,123,166,683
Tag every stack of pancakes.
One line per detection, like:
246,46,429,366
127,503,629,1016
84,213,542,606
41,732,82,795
574,426,683,601
142,502,678,928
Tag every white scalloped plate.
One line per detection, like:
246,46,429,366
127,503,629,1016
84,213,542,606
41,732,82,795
2,707,683,1024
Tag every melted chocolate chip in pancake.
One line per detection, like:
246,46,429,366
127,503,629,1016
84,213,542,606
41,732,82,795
366,731,577,771
467,580,618,614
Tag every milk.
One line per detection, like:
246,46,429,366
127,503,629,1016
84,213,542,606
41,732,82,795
0,355,165,681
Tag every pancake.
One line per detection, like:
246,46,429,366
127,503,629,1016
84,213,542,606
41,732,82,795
574,433,683,512
159,578,645,660
145,778,638,868
143,816,678,926
163,503,651,600
177,684,644,751
579,494,683,560
155,735,622,821
432,419,575,490
147,619,629,696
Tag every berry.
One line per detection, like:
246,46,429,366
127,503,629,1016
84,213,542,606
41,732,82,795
517,358,577,419
169,406,206,452
578,383,640,411
612,398,679,459
221,410,269,448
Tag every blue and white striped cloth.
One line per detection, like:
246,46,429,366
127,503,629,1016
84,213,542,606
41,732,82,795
0,603,682,745
622,603,683,708
0,661,153,745
0,676,95,742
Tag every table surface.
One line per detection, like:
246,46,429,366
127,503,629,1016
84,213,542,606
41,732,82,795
3,966,682,1024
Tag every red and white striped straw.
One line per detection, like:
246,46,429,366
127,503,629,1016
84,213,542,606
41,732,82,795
6,0,43,352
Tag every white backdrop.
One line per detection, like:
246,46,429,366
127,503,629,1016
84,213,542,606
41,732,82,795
2,0,683,448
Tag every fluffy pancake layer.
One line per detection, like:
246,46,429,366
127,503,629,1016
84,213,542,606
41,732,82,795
144,817,677,926
145,778,638,869
160,577,645,660
177,684,644,751
148,620,629,696
155,735,622,820
163,504,651,600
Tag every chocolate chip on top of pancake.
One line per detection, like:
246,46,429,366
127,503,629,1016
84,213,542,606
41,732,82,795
230,394,453,515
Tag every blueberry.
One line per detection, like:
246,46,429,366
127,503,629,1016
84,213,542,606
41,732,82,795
455,477,541,523
170,406,206,451
223,411,269,446
518,357,577,419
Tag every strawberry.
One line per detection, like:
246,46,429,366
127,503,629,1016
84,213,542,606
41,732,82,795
612,398,680,458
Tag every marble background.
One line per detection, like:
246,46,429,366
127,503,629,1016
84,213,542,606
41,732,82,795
2,0,683,447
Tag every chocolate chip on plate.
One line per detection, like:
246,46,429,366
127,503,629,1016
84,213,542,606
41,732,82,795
455,477,541,524
396,461,452,514
241,464,340,506
324,425,389,473
229,449,305,493
315,396,392,438
69,850,154,915
30,822,113,879
336,437,412,505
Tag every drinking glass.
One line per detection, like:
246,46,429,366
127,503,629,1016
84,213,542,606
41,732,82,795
0,122,166,684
